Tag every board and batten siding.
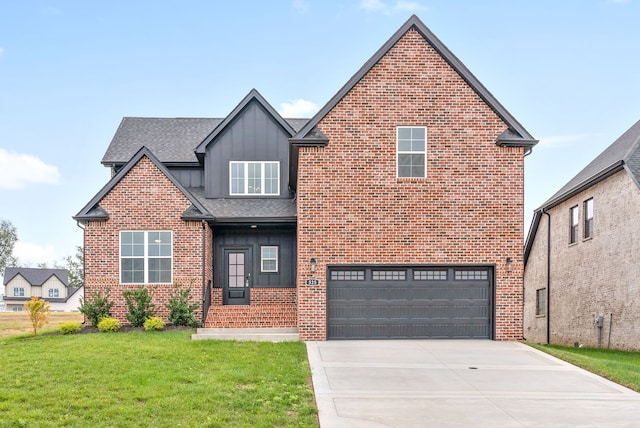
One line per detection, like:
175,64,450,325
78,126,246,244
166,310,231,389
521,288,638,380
6,275,32,297
204,101,291,198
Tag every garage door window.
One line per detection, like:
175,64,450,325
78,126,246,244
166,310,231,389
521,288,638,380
330,270,365,281
454,270,488,280
414,270,447,281
372,270,406,280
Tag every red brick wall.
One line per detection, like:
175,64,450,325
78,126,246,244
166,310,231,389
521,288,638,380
83,156,210,325
297,28,525,340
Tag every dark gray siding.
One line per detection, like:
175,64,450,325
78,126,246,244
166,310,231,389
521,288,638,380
205,101,292,198
168,168,204,188
214,227,296,288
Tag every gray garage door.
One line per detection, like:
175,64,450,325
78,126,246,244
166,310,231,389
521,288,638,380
327,266,492,339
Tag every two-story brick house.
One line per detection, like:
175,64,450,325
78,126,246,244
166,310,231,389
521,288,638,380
75,15,536,340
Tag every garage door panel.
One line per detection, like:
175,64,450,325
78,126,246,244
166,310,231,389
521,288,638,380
327,266,492,340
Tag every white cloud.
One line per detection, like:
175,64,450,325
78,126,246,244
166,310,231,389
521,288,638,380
14,241,59,267
278,99,319,118
537,134,594,150
0,148,61,189
292,0,310,14
360,0,427,14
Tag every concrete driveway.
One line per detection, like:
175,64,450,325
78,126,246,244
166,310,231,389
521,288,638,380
306,340,640,428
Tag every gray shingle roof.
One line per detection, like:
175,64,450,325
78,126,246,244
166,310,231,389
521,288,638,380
187,187,296,222
3,267,69,287
539,119,640,209
102,115,309,165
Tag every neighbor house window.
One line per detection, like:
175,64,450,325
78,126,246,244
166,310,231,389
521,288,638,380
12,306,23,312
230,161,279,195
13,287,24,297
583,198,593,239
48,289,60,298
260,246,278,273
569,205,579,244
536,288,547,316
120,231,172,284
397,126,426,178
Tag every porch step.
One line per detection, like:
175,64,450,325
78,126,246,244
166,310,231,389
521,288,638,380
204,304,297,328
191,327,299,342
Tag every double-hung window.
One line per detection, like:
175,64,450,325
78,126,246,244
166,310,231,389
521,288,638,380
569,205,579,244
583,198,593,239
261,246,278,273
13,287,24,297
230,161,279,195
397,126,426,178
48,289,60,298
120,231,172,284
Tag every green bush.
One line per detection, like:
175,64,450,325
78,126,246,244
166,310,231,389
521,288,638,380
60,321,82,334
97,316,121,332
79,289,114,327
166,284,200,327
123,286,156,327
144,316,166,332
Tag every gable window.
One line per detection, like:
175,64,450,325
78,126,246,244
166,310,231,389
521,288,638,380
48,289,60,298
260,246,278,273
397,126,426,178
583,198,593,239
230,161,279,195
120,231,172,284
569,205,579,244
13,287,24,297
536,288,547,316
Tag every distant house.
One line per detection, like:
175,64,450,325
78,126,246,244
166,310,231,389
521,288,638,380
524,119,640,350
75,15,536,340
2,267,83,312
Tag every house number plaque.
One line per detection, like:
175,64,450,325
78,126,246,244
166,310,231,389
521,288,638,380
305,279,320,286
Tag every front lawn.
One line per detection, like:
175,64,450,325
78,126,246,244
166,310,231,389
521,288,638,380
0,331,318,427
528,343,640,393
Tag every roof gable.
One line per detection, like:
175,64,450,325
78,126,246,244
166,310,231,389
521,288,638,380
195,89,296,159
74,146,211,222
291,15,537,148
3,267,69,287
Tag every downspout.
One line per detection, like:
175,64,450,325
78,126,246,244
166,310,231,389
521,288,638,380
75,221,86,325
542,209,551,344
201,219,206,322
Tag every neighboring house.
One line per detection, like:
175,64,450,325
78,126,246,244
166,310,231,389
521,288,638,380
524,119,640,350
2,267,83,312
75,15,536,340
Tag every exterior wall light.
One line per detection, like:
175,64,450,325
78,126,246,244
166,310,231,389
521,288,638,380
506,257,513,272
310,258,317,272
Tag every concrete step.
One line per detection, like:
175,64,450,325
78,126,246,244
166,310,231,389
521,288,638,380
191,327,299,342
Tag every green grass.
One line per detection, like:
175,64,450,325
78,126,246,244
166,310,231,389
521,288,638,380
0,332,318,427
528,343,640,392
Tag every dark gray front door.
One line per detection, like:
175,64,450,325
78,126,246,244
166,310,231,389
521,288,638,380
327,266,492,339
223,248,251,305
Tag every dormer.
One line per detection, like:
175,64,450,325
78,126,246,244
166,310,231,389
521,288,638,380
195,90,297,199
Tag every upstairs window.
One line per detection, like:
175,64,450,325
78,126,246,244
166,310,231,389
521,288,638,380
120,231,172,284
13,287,25,297
48,289,60,298
397,126,426,178
569,205,579,244
583,198,594,239
230,161,279,195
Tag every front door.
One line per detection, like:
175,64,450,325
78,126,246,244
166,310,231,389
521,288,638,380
223,248,251,305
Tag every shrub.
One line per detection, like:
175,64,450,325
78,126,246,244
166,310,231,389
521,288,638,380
166,284,200,327
97,316,121,332
144,316,165,332
123,286,156,327
79,289,114,327
60,321,82,334
24,296,50,335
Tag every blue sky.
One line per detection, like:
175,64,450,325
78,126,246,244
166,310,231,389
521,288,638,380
0,0,639,269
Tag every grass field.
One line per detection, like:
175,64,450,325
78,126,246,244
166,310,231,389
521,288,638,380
0,330,318,427
528,343,640,393
0,311,84,337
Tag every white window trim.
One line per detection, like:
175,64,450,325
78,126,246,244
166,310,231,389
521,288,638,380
260,246,279,273
396,126,427,178
229,161,280,196
13,287,25,297
120,231,173,284
48,288,60,298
